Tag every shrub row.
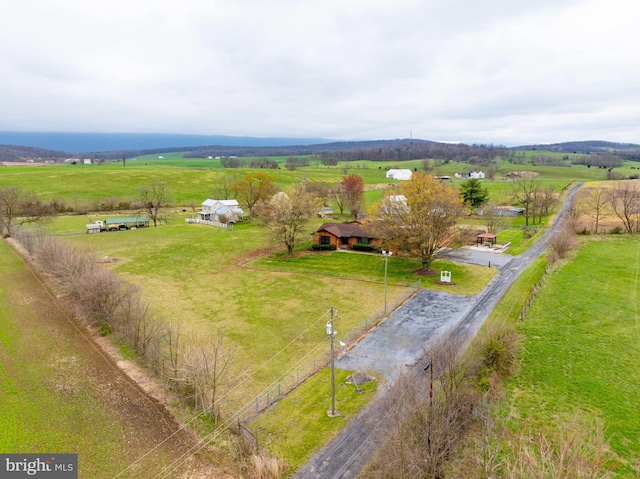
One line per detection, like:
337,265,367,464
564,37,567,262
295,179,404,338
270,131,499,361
13,229,235,420
311,244,336,251
352,243,378,252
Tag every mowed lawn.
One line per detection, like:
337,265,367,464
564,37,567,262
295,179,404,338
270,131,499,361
53,212,494,409
59,215,409,405
508,235,640,476
0,240,221,478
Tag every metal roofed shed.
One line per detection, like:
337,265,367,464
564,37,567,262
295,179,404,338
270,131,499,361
476,233,496,246
105,216,149,226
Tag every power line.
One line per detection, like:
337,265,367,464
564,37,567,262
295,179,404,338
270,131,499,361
112,308,333,478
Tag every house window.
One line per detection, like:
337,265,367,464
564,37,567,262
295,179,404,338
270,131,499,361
320,236,331,245
358,237,371,244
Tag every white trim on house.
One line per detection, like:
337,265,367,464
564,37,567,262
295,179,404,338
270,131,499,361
198,199,244,223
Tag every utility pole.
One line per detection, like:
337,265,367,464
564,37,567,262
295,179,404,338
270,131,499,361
326,307,338,417
382,250,393,314
427,351,434,468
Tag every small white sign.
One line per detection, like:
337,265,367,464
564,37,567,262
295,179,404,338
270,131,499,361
440,271,451,283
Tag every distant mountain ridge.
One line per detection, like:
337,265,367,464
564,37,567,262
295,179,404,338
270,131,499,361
0,144,74,162
514,140,640,153
0,131,337,153
1,132,639,162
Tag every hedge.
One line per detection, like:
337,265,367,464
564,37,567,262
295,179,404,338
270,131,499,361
312,244,337,251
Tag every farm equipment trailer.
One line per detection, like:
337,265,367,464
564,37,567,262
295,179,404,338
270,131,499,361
86,216,150,233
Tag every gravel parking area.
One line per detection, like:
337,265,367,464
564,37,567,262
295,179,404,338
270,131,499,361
336,289,476,380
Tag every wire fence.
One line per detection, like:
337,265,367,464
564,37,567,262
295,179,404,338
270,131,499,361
228,279,422,425
185,218,233,230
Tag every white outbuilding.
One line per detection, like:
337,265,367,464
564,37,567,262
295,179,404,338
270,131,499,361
385,169,413,181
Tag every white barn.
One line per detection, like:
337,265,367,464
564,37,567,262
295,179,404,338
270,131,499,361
386,169,413,181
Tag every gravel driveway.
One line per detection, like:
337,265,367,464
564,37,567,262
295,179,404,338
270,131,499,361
336,290,476,380
294,183,583,479
336,247,513,380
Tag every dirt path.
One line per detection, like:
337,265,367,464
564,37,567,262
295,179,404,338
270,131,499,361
293,183,583,479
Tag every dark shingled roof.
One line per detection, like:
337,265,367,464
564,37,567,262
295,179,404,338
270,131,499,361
316,222,375,238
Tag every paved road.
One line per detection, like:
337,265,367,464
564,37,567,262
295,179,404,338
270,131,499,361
293,183,583,479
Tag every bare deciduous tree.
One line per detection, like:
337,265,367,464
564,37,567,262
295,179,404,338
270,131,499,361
481,201,511,235
608,181,639,233
510,177,541,227
138,182,170,227
231,172,277,216
533,185,557,224
212,174,237,200
331,183,347,215
178,332,239,419
0,186,54,237
585,186,609,234
254,185,320,255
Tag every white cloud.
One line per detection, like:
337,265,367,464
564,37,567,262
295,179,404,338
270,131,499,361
1,0,639,144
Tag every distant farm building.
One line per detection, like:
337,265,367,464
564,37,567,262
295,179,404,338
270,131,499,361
386,169,413,181
318,206,335,218
455,171,485,179
490,206,525,217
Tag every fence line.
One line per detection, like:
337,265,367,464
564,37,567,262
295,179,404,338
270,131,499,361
185,218,233,230
228,280,422,425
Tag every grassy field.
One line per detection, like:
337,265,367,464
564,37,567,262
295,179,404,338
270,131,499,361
250,368,378,471
49,215,406,405
4,156,635,474
505,235,640,476
0,155,612,208
0,240,223,478
42,212,497,406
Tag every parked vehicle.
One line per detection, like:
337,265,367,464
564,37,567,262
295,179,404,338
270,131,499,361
86,216,150,233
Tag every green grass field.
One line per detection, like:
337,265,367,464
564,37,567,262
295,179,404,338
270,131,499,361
3,155,635,475
51,215,404,404
250,368,378,470
0,154,612,208
43,212,494,407
0,240,217,478
505,235,640,476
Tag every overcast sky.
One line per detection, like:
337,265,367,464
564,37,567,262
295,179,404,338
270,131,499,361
1,0,638,145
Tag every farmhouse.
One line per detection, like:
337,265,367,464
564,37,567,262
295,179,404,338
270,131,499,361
313,220,380,250
386,169,413,181
198,199,245,223
455,171,485,179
